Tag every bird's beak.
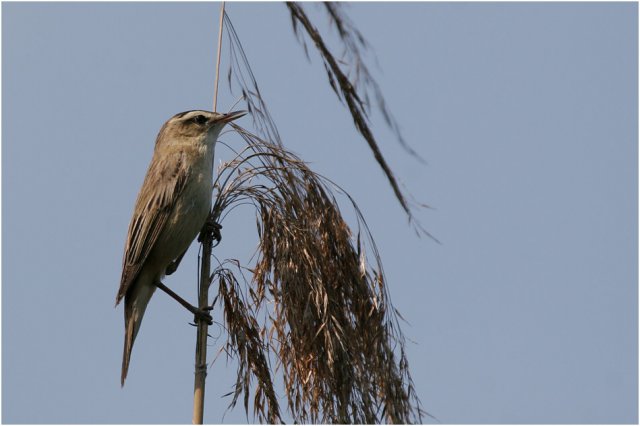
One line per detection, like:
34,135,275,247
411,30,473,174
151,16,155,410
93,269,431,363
220,110,247,123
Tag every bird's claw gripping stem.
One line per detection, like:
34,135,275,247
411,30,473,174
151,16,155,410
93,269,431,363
193,307,214,326
198,214,222,245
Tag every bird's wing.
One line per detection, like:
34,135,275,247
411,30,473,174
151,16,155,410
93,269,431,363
116,152,191,305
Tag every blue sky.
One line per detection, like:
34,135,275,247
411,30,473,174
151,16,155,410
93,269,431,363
3,2,637,423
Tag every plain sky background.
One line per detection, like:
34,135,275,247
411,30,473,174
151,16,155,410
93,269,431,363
2,2,637,424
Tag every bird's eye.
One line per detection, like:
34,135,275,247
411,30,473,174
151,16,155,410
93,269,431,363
192,115,207,125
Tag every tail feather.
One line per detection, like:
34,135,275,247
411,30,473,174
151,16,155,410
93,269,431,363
121,311,137,386
121,281,155,386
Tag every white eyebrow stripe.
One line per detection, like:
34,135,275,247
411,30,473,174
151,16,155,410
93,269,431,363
175,110,213,121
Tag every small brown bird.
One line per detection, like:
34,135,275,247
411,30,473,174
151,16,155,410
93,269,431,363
116,110,246,386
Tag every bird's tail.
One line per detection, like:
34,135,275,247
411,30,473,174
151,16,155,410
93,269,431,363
121,280,155,386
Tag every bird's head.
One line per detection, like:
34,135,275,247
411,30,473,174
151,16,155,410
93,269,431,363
156,110,246,149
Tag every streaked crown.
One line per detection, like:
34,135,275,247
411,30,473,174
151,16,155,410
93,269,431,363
155,110,246,147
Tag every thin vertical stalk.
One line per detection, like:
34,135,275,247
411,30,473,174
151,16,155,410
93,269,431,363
192,233,212,424
213,2,225,113
192,2,225,424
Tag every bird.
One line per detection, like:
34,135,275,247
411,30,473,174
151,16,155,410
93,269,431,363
116,109,246,386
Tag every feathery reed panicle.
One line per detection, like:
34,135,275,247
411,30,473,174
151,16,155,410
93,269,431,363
286,2,426,221
203,7,427,422
225,4,426,222
207,125,424,423
320,3,425,162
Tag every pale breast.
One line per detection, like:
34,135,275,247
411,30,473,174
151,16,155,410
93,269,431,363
148,156,214,270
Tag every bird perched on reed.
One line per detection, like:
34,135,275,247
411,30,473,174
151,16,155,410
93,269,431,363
116,109,246,386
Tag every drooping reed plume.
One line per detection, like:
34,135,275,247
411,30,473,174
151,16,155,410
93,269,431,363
195,4,429,422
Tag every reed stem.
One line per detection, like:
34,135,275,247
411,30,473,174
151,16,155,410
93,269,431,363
192,2,225,424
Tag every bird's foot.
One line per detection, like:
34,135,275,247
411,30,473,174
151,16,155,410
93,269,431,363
193,306,214,326
198,216,222,245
